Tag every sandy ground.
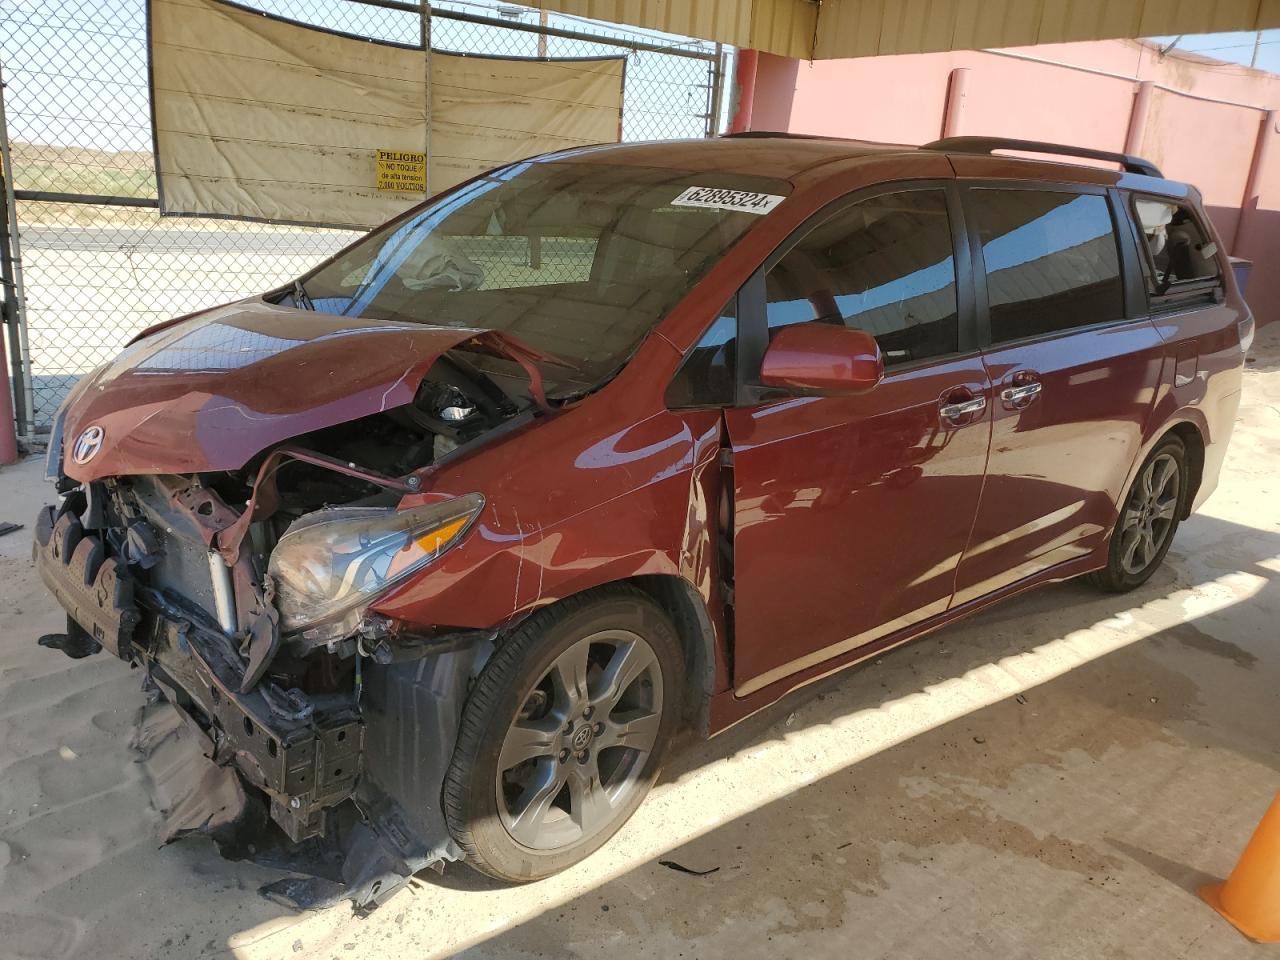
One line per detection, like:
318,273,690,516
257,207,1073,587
1,326,1277,960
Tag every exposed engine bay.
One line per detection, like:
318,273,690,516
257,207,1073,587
34,352,531,911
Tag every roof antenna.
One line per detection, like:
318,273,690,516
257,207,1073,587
1158,35,1183,57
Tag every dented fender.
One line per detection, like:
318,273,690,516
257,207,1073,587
372,398,733,696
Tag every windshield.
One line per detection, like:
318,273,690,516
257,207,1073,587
299,160,790,393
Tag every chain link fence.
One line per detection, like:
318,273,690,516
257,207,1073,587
0,0,725,436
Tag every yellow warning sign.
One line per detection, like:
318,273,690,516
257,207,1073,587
375,149,426,193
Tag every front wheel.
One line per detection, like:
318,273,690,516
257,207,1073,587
442,587,682,882
1085,435,1189,592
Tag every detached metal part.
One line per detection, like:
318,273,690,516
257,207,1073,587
207,550,238,634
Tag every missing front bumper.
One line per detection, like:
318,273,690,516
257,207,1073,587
33,498,481,910
33,502,362,841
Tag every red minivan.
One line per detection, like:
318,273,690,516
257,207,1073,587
34,134,1250,905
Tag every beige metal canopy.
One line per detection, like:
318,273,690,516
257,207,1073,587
533,0,1280,59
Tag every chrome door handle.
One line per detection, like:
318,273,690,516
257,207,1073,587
1000,382,1043,403
939,396,986,420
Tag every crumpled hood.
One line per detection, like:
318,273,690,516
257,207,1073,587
60,299,539,482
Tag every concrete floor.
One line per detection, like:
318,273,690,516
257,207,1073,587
1,325,1277,960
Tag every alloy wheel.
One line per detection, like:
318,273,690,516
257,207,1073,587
1118,452,1180,575
495,629,663,850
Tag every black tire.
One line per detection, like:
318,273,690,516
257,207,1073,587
442,586,683,882
1085,435,1189,592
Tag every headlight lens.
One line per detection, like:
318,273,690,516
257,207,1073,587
268,493,484,642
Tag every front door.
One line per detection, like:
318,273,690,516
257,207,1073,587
952,186,1164,604
723,185,992,697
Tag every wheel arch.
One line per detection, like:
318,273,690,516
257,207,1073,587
497,572,726,739
625,574,725,738
1165,421,1206,519
1127,405,1209,521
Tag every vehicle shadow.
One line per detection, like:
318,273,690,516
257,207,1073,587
421,509,1279,903
670,513,1276,777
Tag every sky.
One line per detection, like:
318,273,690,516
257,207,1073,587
1149,29,1280,72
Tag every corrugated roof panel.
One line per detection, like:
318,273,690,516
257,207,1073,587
1040,0,1091,44
817,0,886,58
1132,0,1273,38
877,0,955,56
534,0,1280,59
532,0,746,48
946,0,1018,52
1095,0,1146,42
878,0,919,55
746,0,814,59
690,0,753,46
918,0,964,54
1135,0,1206,36
1201,0,1254,33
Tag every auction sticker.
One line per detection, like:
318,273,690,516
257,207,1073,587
671,186,785,215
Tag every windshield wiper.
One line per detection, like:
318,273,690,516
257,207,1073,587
292,279,314,311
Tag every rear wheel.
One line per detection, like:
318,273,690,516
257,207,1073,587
1085,435,1188,592
443,587,682,882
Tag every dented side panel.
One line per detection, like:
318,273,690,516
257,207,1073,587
372,397,732,696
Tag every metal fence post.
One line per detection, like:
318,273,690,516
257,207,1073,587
706,42,726,138
0,62,32,447
420,1,433,195
0,179,21,462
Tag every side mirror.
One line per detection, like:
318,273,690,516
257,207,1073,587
759,324,884,395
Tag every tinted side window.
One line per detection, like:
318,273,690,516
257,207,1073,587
667,299,737,407
1132,197,1222,294
764,190,958,367
971,190,1124,344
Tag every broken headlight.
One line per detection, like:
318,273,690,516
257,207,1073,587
268,493,484,643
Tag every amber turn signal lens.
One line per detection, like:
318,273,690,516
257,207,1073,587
416,516,470,554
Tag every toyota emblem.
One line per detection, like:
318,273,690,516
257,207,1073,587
72,424,105,464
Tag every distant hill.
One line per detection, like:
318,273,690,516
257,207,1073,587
5,142,352,233
8,141,155,198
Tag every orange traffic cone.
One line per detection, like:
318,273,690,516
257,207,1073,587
1200,792,1280,942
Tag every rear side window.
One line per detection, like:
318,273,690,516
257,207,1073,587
970,189,1124,344
1132,197,1222,298
764,189,959,367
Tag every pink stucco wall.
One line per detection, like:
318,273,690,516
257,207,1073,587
746,40,1280,325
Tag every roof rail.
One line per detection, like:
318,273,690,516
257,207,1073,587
720,131,844,141
922,136,1163,178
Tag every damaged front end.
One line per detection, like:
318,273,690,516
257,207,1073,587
33,303,553,910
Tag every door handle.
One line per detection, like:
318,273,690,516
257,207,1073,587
939,395,987,420
1000,382,1043,404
